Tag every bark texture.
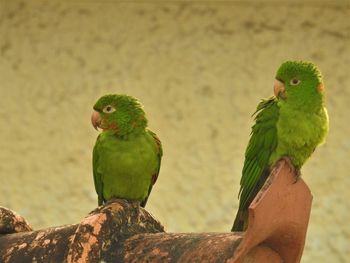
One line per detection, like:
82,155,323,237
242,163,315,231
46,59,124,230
0,200,165,263
0,207,33,234
0,201,280,263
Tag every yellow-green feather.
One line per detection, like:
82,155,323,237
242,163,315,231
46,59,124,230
93,129,161,206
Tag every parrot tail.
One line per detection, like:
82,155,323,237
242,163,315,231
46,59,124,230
232,169,271,232
98,195,104,206
231,209,248,232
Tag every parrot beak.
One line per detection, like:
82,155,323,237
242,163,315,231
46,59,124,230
91,110,102,130
274,79,286,99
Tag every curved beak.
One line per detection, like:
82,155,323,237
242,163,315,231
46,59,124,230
274,79,286,98
91,110,101,130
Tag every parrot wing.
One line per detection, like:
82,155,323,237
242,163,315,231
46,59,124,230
93,135,104,206
140,129,163,208
232,97,279,231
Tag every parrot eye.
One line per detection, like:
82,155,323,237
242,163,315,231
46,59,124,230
290,79,301,86
103,105,116,113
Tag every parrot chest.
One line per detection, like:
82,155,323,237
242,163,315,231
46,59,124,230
94,132,158,200
274,106,328,167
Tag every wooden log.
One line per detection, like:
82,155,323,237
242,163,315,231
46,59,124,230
0,207,33,234
0,160,312,262
0,200,164,263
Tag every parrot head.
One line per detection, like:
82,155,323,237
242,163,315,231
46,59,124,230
91,94,147,136
273,61,324,108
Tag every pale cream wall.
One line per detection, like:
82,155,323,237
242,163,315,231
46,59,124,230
0,0,349,261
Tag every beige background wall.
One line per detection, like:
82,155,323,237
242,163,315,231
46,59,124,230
0,0,349,261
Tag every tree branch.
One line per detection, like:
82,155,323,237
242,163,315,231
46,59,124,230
0,160,312,263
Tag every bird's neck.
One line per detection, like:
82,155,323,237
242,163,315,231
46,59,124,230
111,126,147,140
278,95,324,113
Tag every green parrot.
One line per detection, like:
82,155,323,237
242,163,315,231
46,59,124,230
91,94,162,207
232,61,329,232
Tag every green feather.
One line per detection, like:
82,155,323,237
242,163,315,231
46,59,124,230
240,98,279,208
140,129,163,207
93,134,103,206
233,98,279,231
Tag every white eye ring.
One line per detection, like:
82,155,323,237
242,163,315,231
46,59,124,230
103,105,116,113
290,79,301,86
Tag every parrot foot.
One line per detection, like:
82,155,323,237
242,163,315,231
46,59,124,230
280,156,301,183
293,169,302,184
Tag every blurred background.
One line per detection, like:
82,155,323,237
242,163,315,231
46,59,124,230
0,0,349,261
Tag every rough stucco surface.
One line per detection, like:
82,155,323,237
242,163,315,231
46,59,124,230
0,0,348,262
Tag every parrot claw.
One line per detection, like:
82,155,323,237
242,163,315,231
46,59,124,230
280,156,301,183
293,169,301,184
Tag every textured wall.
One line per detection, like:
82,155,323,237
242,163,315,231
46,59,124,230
0,0,349,261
